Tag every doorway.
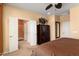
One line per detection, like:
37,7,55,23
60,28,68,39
18,20,25,41
55,22,60,38
18,19,26,49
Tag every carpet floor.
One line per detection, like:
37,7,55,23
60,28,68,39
3,40,36,56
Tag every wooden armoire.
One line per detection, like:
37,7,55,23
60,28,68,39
37,25,50,45
0,4,3,54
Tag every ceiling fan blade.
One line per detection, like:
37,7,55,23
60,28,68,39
45,4,53,10
55,3,62,9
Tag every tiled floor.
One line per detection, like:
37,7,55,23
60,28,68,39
3,40,35,56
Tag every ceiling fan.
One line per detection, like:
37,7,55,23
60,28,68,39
45,3,62,10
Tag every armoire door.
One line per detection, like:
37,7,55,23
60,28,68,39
37,25,50,45
0,4,3,55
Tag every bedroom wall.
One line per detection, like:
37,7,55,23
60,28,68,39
55,15,60,22
60,15,71,37
70,5,79,39
47,15,55,41
55,15,70,38
3,5,43,53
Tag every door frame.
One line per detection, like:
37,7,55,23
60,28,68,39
55,22,60,38
18,19,28,41
6,16,29,53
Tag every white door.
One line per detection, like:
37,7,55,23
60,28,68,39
27,20,37,46
61,20,70,37
9,17,18,52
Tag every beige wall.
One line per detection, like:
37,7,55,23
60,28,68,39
47,5,79,40
60,15,70,21
55,15,60,22
55,15,70,38
47,15,70,40
60,15,70,37
3,5,43,53
70,5,79,39
47,15,55,41
60,5,79,39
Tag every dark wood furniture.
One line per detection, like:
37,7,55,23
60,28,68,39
0,4,3,55
37,25,50,45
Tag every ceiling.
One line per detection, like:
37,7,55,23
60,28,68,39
6,3,79,16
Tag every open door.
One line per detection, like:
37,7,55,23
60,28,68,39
9,17,18,52
27,20,37,46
